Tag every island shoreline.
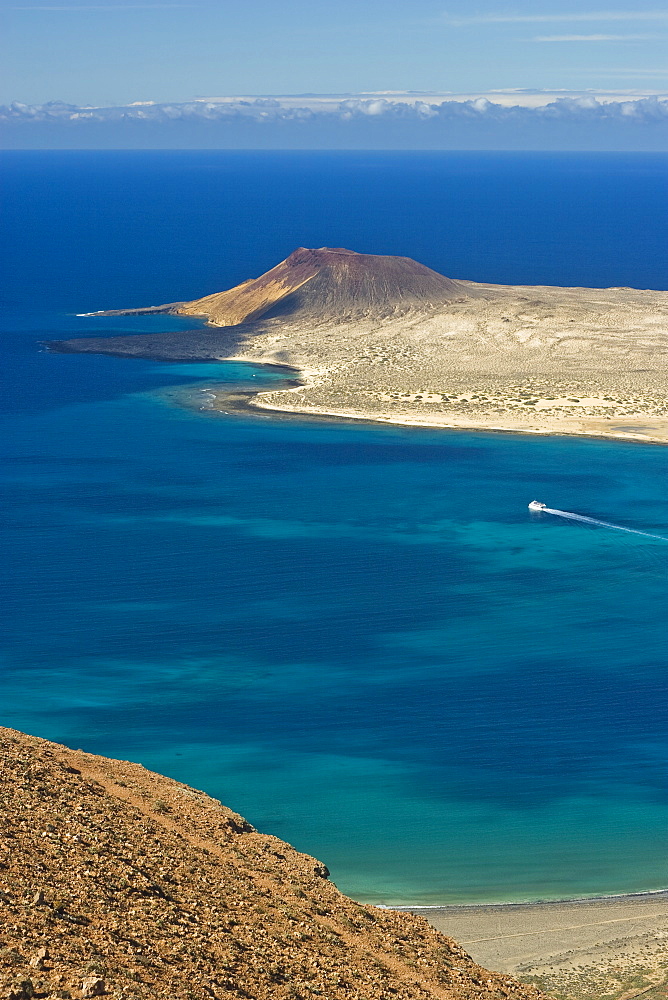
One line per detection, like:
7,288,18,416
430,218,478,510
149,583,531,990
383,887,668,912
180,358,668,447
50,244,668,450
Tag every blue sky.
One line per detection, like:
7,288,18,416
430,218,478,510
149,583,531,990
3,0,668,105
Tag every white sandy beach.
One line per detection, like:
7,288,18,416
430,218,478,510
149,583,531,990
397,893,668,999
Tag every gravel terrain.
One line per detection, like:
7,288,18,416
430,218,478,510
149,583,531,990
1,728,549,1000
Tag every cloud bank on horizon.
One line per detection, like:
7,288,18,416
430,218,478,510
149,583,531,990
2,91,668,150
3,0,668,148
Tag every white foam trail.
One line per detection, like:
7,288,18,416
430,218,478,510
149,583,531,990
541,507,668,542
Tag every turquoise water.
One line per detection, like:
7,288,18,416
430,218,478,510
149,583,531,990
1,151,668,904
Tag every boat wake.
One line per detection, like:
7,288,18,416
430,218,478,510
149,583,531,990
528,501,668,542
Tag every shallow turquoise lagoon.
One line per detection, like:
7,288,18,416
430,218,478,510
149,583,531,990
3,343,667,902
1,150,667,903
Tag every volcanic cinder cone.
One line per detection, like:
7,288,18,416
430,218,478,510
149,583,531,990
177,247,470,326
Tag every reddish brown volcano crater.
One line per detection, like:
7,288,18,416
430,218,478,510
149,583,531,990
258,246,469,320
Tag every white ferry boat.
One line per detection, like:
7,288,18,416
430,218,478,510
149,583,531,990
528,500,547,511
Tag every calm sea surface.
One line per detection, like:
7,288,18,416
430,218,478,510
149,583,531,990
1,151,667,904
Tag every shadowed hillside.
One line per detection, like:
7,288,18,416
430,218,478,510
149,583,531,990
0,728,549,1000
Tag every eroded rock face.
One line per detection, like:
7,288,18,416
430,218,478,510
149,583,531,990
0,727,550,1000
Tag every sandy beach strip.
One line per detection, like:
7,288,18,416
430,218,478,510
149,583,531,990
250,396,668,445
196,376,668,447
391,892,668,998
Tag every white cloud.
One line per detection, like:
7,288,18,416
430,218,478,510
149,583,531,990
4,93,668,127
533,33,659,41
444,9,668,24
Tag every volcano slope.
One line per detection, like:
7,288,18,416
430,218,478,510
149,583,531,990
52,247,668,443
0,727,549,1000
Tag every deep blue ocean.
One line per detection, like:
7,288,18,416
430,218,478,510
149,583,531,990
1,150,667,904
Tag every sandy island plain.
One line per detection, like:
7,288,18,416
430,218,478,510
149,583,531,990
62,248,668,445
404,894,668,1000
52,249,668,999
206,282,668,445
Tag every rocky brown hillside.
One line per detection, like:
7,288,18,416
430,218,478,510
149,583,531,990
0,728,549,1000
